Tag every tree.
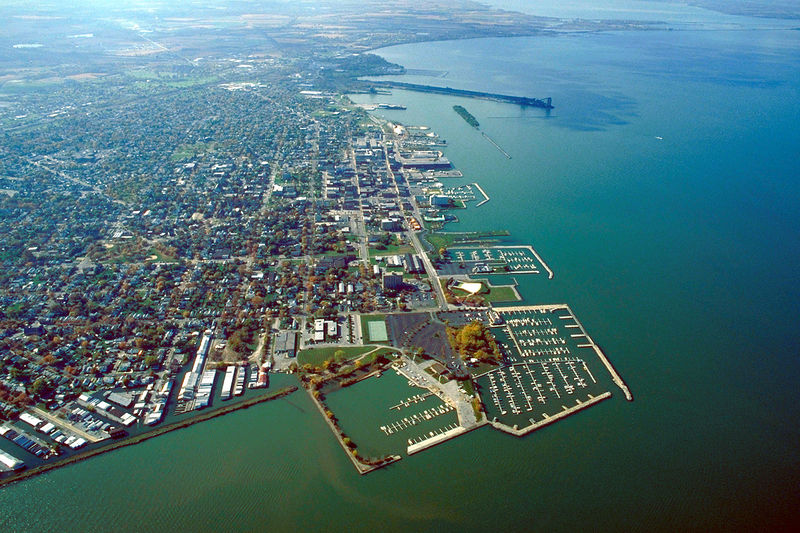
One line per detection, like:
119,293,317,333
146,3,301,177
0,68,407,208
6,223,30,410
30,378,50,397
448,321,500,362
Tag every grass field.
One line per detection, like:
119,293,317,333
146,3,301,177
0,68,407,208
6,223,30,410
298,345,375,366
369,244,415,257
171,142,216,162
424,230,510,256
297,345,398,367
482,285,518,303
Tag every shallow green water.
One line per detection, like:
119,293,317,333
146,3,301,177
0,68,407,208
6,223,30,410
324,370,458,458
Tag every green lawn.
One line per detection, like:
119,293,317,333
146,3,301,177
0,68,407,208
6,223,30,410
171,142,216,162
297,345,393,367
424,230,510,256
368,244,415,257
482,285,518,303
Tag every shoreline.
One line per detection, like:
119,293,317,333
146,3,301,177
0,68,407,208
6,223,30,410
0,386,297,489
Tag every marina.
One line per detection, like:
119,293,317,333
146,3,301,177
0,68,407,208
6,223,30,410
446,245,553,277
490,305,632,401
1,7,797,529
322,369,462,460
475,359,609,434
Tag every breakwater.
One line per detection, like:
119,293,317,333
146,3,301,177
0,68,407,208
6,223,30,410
368,81,553,109
0,386,298,489
473,182,490,207
488,391,612,436
305,384,402,475
481,132,512,159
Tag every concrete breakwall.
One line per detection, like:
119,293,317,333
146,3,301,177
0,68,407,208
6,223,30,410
368,81,554,109
489,391,612,437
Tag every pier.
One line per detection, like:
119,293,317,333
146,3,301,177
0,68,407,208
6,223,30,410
473,182,490,207
407,425,475,455
481,132,512,159
492,304,632,401
368,81,553,109
488,391,612,436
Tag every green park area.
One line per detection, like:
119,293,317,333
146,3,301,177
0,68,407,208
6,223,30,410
425,230,510,258
297,345,396,367
171,142,217,162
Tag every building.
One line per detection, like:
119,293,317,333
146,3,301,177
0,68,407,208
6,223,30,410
429,195,452,208
23,322,45,337
380,218,402,231
0,449,25,471
274,331,297,357
403,254,424,274
326,320,338,339
383,273,404,291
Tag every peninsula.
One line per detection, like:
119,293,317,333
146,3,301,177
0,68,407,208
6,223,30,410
0,0,629,484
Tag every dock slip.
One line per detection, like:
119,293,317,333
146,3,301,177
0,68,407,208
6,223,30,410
367,81,553,109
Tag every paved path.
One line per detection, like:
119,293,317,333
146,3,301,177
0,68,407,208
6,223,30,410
395,356,478,429
33,407,101,443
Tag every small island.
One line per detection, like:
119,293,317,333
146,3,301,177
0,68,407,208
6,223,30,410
453,105,480,128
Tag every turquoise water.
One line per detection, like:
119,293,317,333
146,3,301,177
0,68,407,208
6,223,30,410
2,21,800,533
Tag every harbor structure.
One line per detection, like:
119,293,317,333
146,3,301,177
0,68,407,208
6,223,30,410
368,80,553,109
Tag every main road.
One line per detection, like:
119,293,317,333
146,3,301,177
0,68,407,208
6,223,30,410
375,128,449,311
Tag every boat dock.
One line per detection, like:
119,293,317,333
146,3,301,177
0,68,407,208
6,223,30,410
380,403,455,435
488,391,612,436
389,392,434,410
